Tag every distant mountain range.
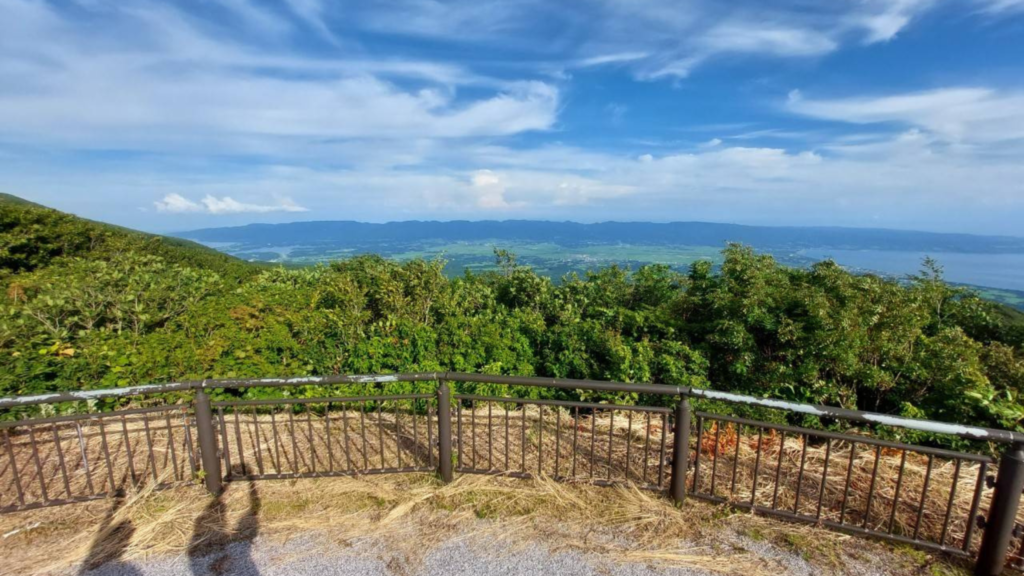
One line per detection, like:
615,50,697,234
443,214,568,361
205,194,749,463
178,220,1024,254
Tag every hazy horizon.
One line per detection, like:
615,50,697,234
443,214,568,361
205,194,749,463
172,214,1024,240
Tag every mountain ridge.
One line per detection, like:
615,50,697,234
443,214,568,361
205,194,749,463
177,219,1024,254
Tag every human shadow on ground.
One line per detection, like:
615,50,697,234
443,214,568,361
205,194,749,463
187,465,261,576
78,476,143,576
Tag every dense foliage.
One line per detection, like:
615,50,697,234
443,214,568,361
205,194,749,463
2,197,1023,446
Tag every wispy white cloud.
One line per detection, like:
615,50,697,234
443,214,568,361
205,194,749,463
575,52,651,67
0,0,558,153
281,0,341,45
213,0,293,37
787,87,1024,143
155,194,308,214
851,0,935,43
977,0,1024,13
698,23,837,57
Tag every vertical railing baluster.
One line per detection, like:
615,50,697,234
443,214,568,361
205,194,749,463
376,402,385,470
270,410,282,474
487,401,493,471
51,424,72,499
456,401,463,470
793,433,808,514
166,412,181,481
340,402,353,471
344,403,356,471
394,402,403,470
750,428,763,506
437,382,453,482
963,461,988,553
709,421,721,496
624,411,632,483
772,432,785,510
183,412,198,476
536,405,544,477
289,409,300,473
888,449,907,534
218,408,231,478
840,442,857,525
940,459,961,547
412,400,419,468
325,403,334,473
97,419,116,493
4,429,26,507
863,445,881,530
605,409,613,480
572,407,579,478
308,406,317,473
589,410,596,480
693,415,704,494
74,422,93,495
913,454,933,540
537,405,544,477
730,424,742,495
142,417,158,483
521,405,527,473
815,439,832,520
120,415,137,486
642,412,651,484
427,400,435,469
360,401,372,472
251,407,264,475
555,408,562,478
657,413,668,487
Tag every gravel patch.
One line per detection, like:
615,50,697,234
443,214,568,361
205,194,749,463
70,532,747,576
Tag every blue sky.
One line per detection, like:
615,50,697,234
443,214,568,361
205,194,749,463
1,0,1023,234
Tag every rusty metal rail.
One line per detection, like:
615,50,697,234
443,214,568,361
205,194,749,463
2,372,1024,575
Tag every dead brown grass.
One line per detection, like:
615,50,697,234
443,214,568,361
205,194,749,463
0,471,973,576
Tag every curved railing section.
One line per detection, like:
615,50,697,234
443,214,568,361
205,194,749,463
1,372,1022,575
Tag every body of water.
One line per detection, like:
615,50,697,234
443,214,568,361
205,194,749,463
798,249,1024,292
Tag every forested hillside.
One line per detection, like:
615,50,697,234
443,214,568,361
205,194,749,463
2,195,1023,446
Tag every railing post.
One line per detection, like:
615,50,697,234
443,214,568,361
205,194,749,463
976,442,1024,576
669,395,691,505
194,388,223,495
437,381,454,483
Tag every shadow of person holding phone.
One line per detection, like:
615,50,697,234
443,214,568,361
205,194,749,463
78,474,143,576
187,465,261,576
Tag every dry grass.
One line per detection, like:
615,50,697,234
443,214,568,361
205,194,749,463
0,472,973,576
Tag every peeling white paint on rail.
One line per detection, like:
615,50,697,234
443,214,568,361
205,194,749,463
863,414,991,438
0,383,191,405
690,389,828,417
689,387,1001,440
352,375,399,383
221,376,330,385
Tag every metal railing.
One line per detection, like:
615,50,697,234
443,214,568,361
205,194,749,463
2,372,1023,575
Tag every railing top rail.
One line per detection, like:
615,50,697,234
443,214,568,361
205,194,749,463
0,373,443,409
2,371,1021,443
